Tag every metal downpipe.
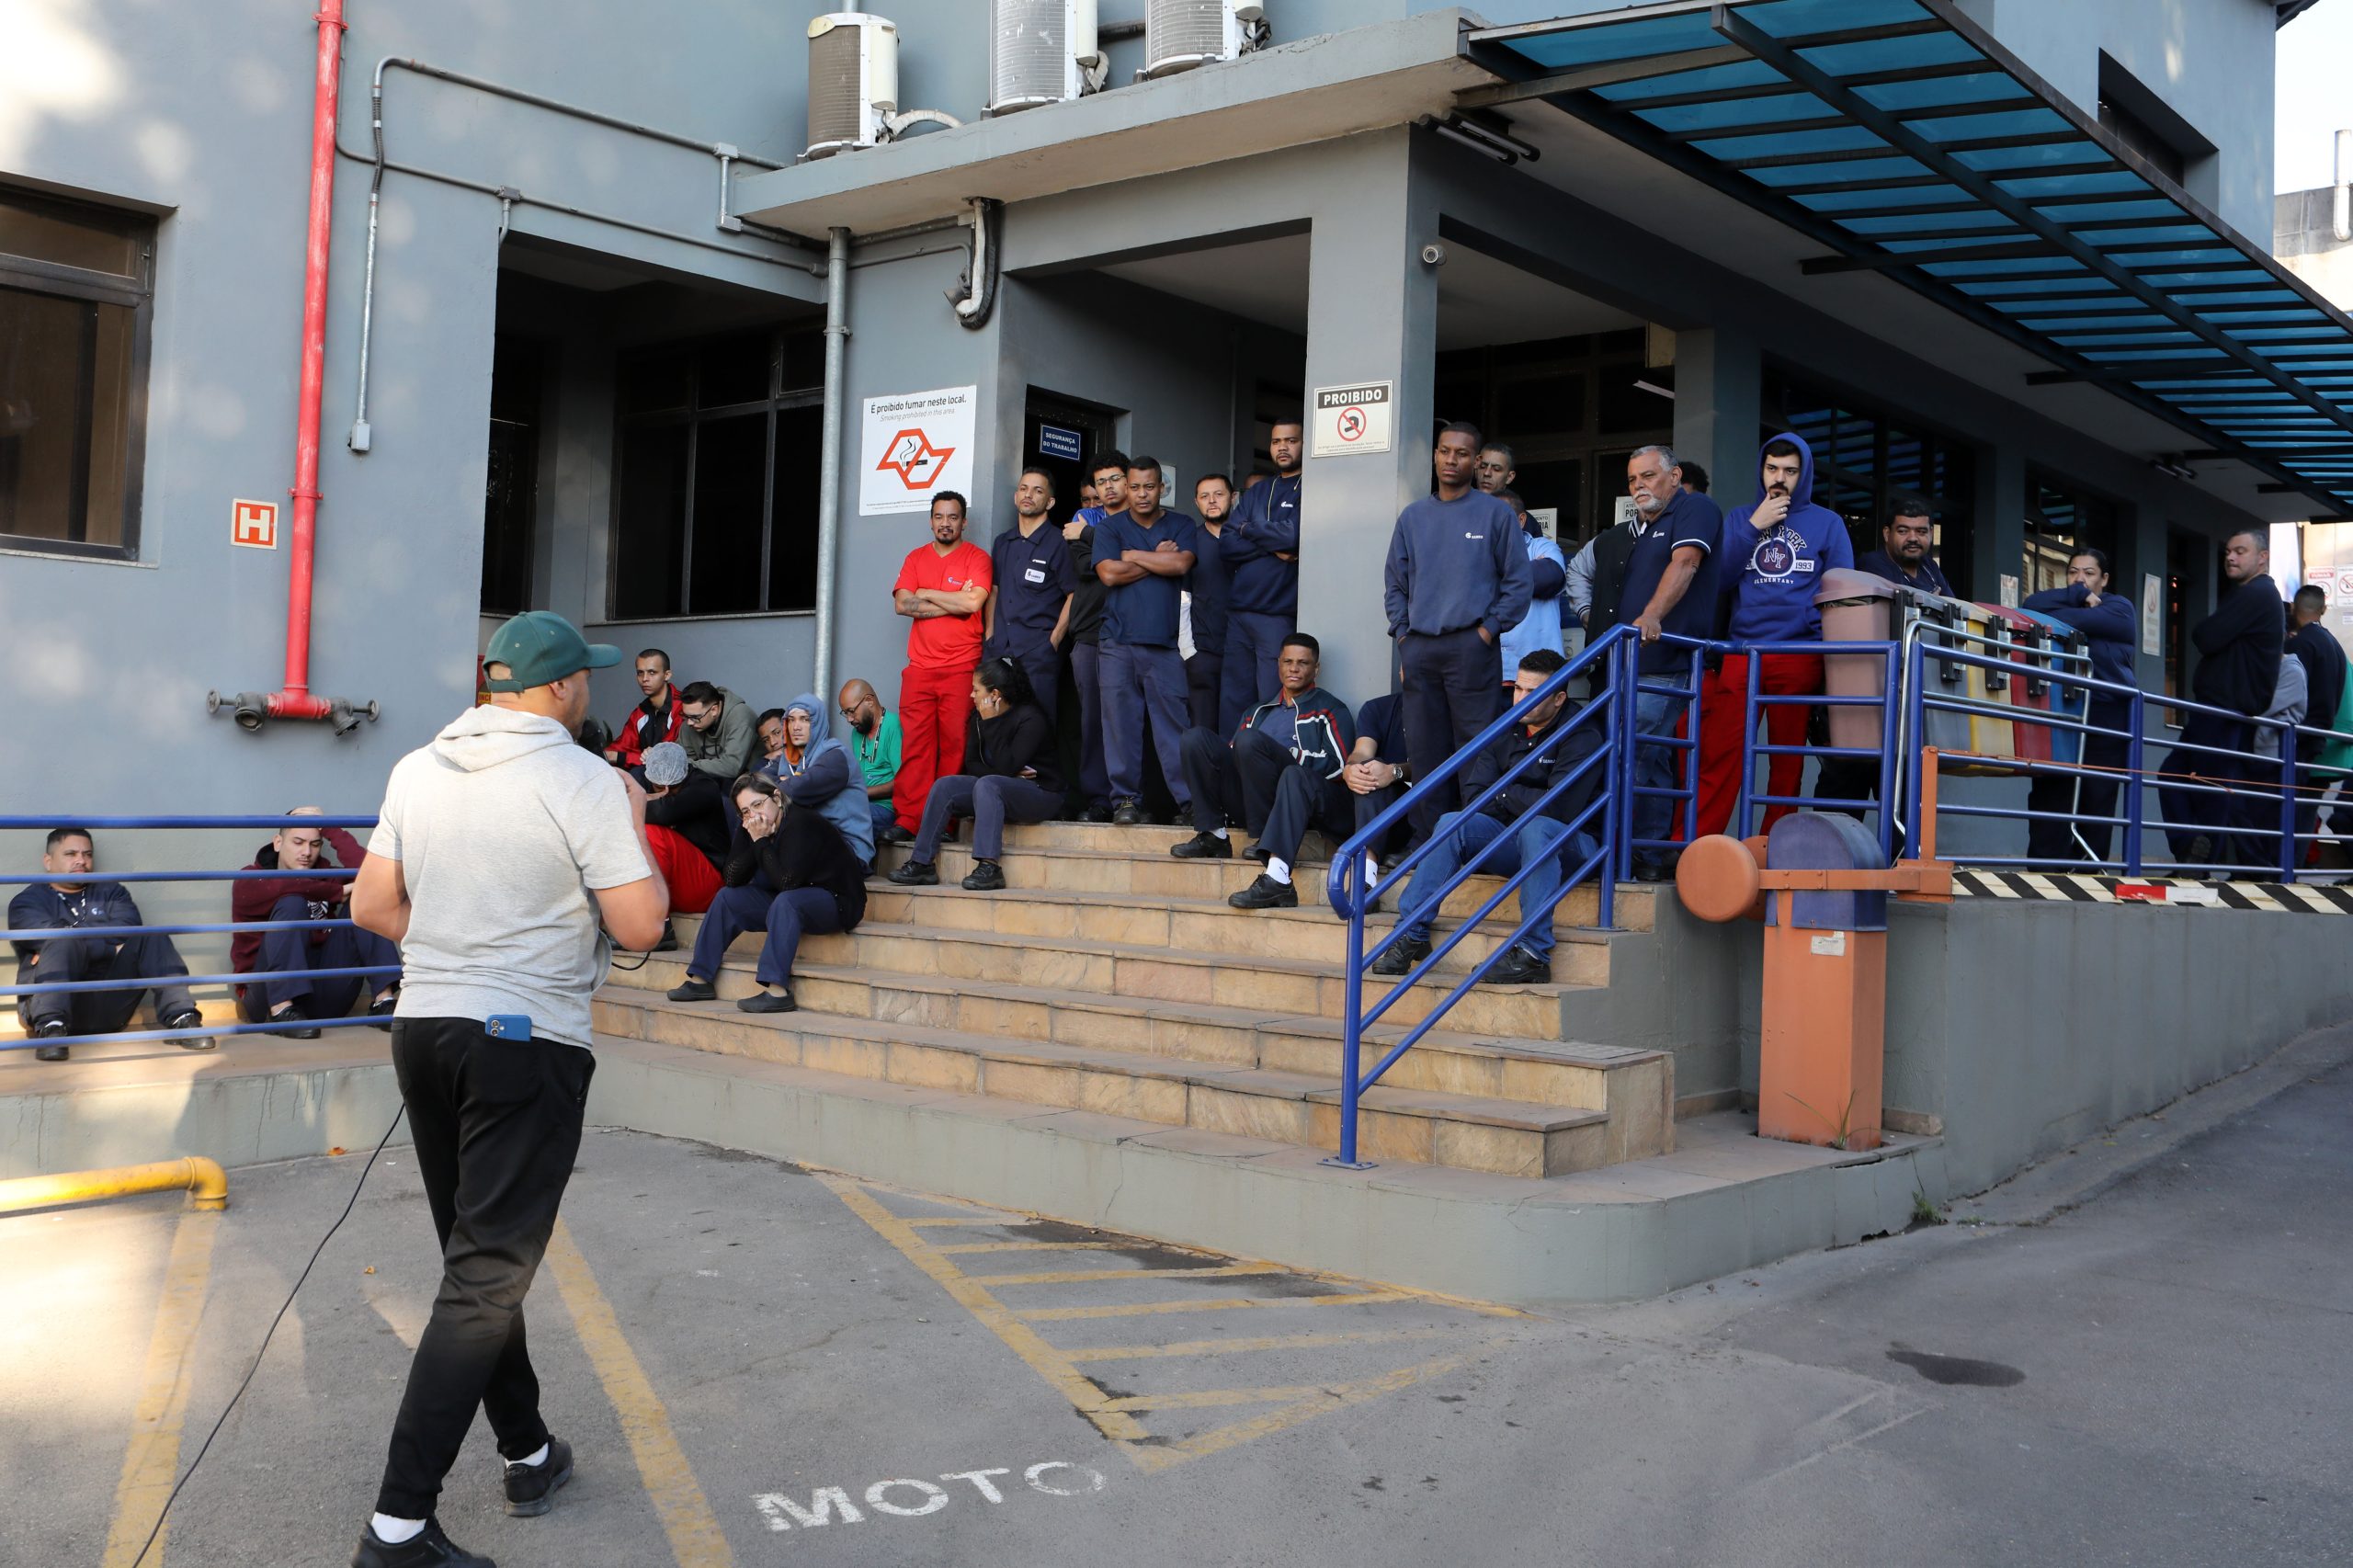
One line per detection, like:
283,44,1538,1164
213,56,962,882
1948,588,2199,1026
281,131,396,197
812,226,852,708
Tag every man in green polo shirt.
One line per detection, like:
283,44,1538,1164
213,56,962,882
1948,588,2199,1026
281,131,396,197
836,677,904,842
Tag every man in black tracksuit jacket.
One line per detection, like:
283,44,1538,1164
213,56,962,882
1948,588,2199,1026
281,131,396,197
2162,528,2285,868
1170,633,1357,910
1372,648,1602,987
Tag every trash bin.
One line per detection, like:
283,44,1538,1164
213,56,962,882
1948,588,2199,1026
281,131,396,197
2006,604,2091,765
1902,589,2012,770
1813,569,1896,752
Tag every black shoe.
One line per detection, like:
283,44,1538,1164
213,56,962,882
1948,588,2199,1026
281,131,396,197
369,995,398,1032
350,1517,494,1566
164,1008,217,1051
961,859,1006,891
266,1004,322,1040
1633,859,1671,884
1369,935,1430,977
504,1437,573,1517
1244,844,1273,864
738,988,797,1014
1110,801,1145,826
878,824,915,846
1484,943,1552,986
32,1018,68,1063
1229,873,1298,910
2182,833,2214,867
888,859,940,886
665,977,716,1003
1170,831,1233,859
1080,805,1114,824
655,920,679,953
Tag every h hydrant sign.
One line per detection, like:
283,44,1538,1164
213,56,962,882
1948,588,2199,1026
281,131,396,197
860,385,978,515
1311,381,1393,458
231,498,279,549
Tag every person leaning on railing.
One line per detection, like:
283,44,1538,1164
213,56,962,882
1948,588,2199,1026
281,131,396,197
2020,548,2137,865
2159,528,2284,870
1370,647,1601,989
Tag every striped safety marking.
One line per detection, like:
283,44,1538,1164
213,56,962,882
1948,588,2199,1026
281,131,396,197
1949,869,2353,912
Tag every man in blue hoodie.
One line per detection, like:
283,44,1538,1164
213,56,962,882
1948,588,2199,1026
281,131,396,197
1695,434,1854,839
1219,418,1304,733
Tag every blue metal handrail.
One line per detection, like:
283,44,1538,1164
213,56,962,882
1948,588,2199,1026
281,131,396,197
1322,624,1665,1167
5,812,391,1051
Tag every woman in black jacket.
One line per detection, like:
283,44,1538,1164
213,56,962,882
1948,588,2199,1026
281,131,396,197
887,657,1064,891
666,773,868,1014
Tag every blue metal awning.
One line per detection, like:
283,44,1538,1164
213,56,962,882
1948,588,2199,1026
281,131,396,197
1465,0,2353,515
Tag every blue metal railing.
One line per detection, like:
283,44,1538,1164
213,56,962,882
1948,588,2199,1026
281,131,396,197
1,813,393,1051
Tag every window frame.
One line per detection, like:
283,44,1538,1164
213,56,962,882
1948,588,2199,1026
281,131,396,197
1761,369,1978,592
0,194,156,563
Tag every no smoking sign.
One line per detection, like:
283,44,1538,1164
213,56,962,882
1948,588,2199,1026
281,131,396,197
1311,380,1393,458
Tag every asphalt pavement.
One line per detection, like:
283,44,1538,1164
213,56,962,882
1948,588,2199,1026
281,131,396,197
4,1047,2346,1568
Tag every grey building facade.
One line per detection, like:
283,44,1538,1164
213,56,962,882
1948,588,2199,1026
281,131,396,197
0,0,2325,818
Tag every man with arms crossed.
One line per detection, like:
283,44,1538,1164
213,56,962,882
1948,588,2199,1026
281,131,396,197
347,610,668,1568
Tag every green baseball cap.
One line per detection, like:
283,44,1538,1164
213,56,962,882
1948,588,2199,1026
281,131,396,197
482,611,621,692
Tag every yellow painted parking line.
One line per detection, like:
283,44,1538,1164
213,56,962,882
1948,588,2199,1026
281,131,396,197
815,1174,1153,1444
100,1210,222,1568
1124,1345,1508,1472
1017,1290,1412,1322
544,1220,735,1568
1062,1327,1457,1363
930,1239,1162,1256
1099,1386,1327,1411
972,1263,1277,1287
903,1216,1022,1228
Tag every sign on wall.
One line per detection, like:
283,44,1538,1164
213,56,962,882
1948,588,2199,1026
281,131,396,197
2141,573,2164,658
1038,424,1084,462
860,385,978,515
1310,381,1393,458
231,498,278,549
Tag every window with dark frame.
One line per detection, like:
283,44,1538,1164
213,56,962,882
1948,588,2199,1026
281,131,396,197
609,324,824,619
0,187,153,560
1762,372,1977,592
2024,476,2117,599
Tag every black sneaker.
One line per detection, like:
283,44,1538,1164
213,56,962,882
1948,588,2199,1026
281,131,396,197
1484,943,1552,986
1228,873,1298,910
1079,805,1114,824
2182,833,2214,868
1170,831,1233,859
1368,935,1430,977
1110,800,1145,826
504,1437,573,1517
32,1017,69,1062
961,859,1006,891
266,1003,322,1040
369,995,398,1032
164,1008,216,1051
738,989,797,1015
350,1517,494,1567
888,859,939,886
665,977,717,1003
878,824,915,845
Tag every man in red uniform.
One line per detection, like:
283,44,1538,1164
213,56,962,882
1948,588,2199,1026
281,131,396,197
890,491,994,839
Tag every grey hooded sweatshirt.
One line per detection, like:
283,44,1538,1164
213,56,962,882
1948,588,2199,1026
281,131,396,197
684,685,757,782
369,704,652,1049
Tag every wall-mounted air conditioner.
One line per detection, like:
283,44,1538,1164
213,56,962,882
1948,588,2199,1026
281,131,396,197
1142,0,1266,80
989,0,1103,115
806,12,900,158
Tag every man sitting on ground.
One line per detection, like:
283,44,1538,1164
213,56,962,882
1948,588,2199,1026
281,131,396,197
1169,633,1358,910
639,741,728,919
8,826,211,1062
1371,649,1603,987
605,648,682,771
678,679,756,786
665,773,868,1016
233,807,402,1039
837,678,904,840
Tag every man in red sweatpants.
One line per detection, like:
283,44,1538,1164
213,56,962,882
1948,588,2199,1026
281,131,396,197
1693,433,1852,839
890,491,993,839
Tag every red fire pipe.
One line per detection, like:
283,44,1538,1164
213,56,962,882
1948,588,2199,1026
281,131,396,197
262,0,348,724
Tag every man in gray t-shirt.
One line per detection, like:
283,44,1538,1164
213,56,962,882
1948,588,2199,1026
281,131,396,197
348,611,667,1568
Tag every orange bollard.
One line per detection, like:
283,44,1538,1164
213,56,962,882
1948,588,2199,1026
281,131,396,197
1757,917,1884,1151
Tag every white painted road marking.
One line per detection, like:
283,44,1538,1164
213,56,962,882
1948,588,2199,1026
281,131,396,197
753,1460,1108,1532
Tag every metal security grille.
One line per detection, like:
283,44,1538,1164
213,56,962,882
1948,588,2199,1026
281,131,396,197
1146,0,1227,71
807,22,868,151
991,0,1068,112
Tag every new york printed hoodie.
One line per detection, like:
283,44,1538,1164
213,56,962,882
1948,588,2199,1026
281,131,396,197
1721,431,1854,643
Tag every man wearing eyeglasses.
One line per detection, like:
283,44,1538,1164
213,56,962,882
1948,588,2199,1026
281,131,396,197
835,678,904,842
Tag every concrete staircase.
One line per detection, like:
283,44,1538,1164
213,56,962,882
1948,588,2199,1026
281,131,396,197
595,822,1674,1180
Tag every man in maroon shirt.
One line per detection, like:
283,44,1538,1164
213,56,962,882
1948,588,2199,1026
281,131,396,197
232,807,402,1038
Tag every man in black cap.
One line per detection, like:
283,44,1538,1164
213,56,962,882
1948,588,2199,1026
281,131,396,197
347,610,670,1568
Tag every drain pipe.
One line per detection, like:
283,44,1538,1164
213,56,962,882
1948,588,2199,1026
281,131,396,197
950,198,1001,329
811,226,851,708
211,0,376,734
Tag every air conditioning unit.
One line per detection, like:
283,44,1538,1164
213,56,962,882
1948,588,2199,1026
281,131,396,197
1142,0,1265,79
806,12,900,158
989,0,1102,115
